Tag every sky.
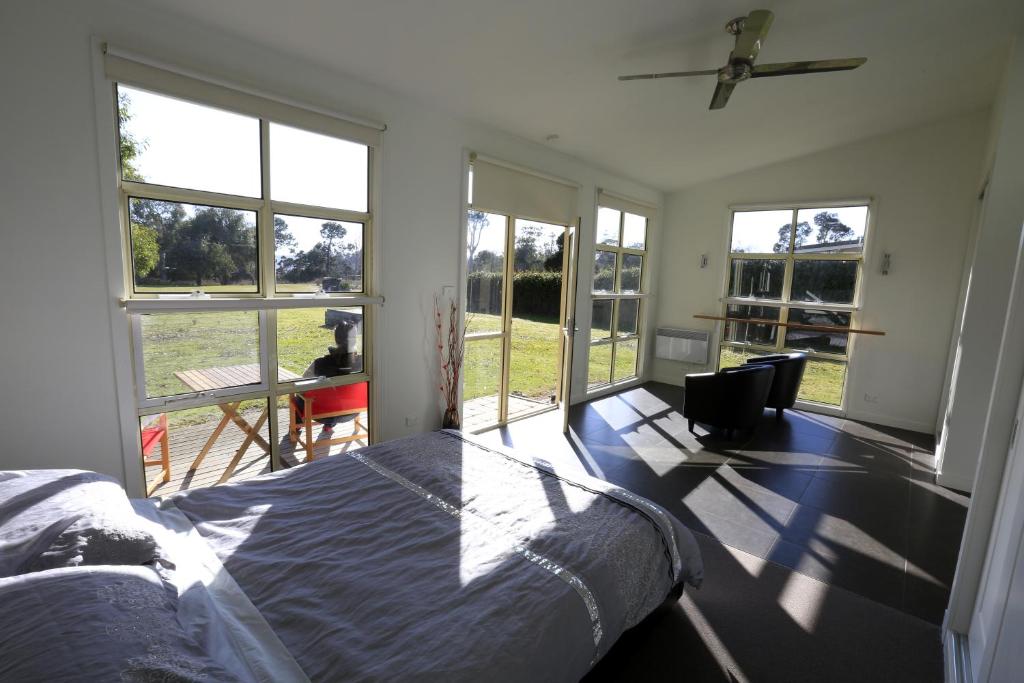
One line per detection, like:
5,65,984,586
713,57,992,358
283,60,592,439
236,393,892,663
731,206,868,253
121,84,367,255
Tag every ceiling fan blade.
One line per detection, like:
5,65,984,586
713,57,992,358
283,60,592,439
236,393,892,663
618,69,719,81
751,58,867,78
731,9,774,63
709,82,736,110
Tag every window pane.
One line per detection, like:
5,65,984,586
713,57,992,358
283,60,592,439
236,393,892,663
718,345,759,370
785,308,850,355
614,340,638,381
797,359,847,406
466,211,506,334
593,250,617,292
270,122,368,212
791,260,858,304
139,312,260,399
621,254,643,293
129,198,258,293
730,210,793,253
591,299,612,341
623,212,647,249
117,85,261,197
463,338,502,432
597,207,620,246
617,298,639,336
727,259,785,299
466,210,505,333
724,304,780,346
141,398,271,497
794,207,867,254
277,307,364,382
274,215,363,293
588,344,612,389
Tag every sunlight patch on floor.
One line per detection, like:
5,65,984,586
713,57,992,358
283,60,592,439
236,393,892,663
776,568,825,634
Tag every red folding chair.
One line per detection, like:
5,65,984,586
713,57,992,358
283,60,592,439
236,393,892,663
141,413,170,496
289,382,368,462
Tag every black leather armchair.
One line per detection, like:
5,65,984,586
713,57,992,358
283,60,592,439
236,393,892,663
744,352,808,419
683,364,775,439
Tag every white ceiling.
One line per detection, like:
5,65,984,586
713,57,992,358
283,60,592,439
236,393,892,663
136,0,1021,191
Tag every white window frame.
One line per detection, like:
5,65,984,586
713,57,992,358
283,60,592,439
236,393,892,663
93,43,385,494
588,195,654,393
718,199,875,411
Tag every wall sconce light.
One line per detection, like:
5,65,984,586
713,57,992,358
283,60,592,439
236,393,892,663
700,253,709,269
881,253,891,275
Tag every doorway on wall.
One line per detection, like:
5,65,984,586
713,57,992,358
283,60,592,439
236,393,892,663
462,210,577,433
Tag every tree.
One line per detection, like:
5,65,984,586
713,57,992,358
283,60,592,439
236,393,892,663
774,221,811,252
275,216,297,255
543,232,565,272
773,212,855,253
514,225,545,271
163,207,256,286
467,210,489,267
319,221,347,274
131,224,160,278
812,211,854,244
471,249,503,273
117,92,146,182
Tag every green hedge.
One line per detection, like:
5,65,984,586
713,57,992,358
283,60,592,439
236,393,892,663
467,271,562,319
468,267,640,320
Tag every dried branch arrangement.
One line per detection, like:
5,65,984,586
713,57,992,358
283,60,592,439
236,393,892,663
434,293,467,429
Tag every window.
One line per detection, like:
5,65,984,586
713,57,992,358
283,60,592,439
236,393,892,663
718,204,869,407
588,196,651,391
111,53,380,496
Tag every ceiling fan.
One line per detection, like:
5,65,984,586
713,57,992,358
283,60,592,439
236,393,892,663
618,10,866,110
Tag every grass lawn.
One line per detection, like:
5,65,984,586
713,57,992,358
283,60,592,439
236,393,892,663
464,313,564,402
587,341,639,389
718,347,846,406
141,307,357,426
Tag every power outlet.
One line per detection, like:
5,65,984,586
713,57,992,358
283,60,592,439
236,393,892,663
863,393,879,404
405,416,420,427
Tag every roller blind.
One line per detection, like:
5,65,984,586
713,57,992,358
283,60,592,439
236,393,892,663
104,47,383,148
597,189,657,220
471,157,578,226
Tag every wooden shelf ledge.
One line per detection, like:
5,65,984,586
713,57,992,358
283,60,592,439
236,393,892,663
693,314,885,336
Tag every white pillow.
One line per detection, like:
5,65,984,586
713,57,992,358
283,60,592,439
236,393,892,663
0,470,163,577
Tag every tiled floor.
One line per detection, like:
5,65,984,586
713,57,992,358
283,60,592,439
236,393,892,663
475,381,969,625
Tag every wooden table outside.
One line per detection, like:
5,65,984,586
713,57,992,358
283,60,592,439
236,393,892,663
174,363,301,485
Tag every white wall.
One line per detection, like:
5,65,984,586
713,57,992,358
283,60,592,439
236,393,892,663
937,40,1024,494
944,38,1024,646
650,110,990,433
0,0,662,488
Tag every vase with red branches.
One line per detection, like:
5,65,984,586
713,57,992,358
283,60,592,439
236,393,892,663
434,293,467,430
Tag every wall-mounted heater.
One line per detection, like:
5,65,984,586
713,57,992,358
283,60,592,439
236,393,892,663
655,328,709,364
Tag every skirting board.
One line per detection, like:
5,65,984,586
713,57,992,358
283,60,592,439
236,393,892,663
843,408,935,435
944,628,972,683
654,368,936,435
936,470,975,494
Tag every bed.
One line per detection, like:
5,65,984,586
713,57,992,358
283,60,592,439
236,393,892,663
0,429,703,682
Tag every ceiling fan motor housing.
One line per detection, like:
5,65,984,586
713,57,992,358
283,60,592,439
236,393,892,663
719,62,753,84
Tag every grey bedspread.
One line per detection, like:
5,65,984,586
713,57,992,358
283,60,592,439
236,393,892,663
168,430,703,682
